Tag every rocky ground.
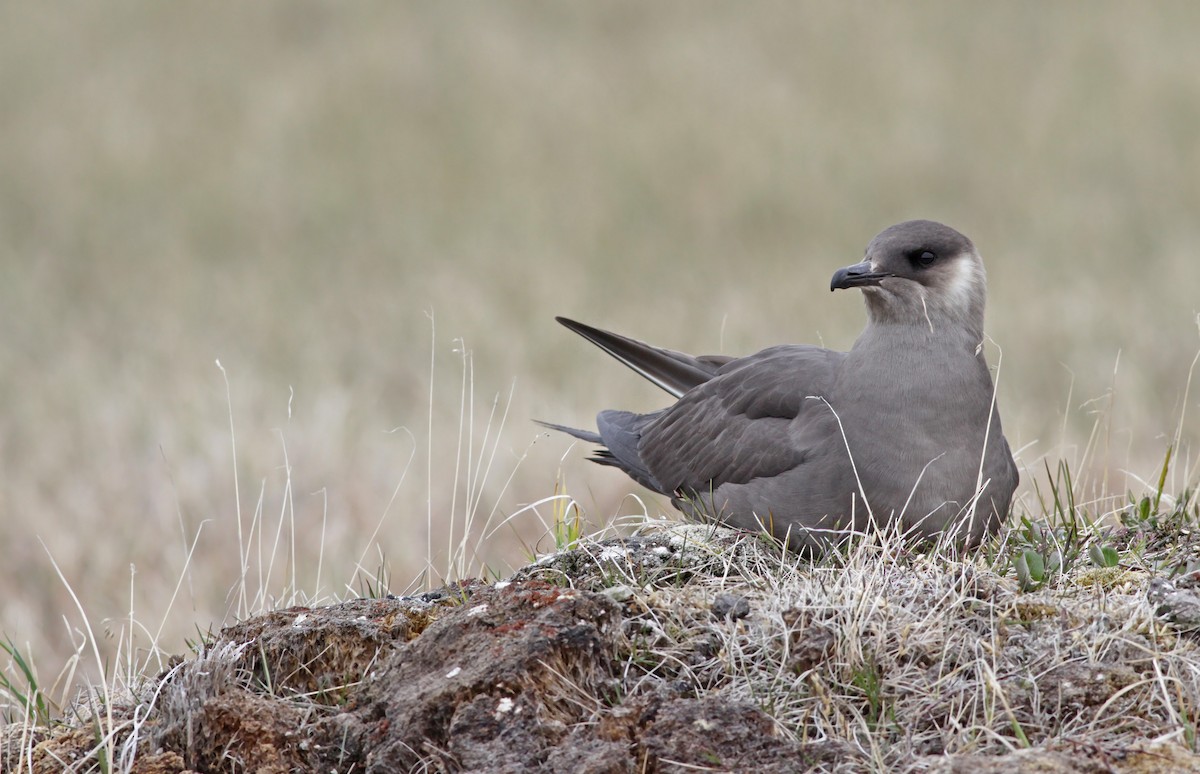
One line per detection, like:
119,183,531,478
5,524,1200,773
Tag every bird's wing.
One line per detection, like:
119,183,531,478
636,345,846,495
556,317,733,398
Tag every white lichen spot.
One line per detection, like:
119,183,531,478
692,718,715,731
652,546,671,557
496,697,514,715
494,581,511,589
291,613,309,627
445,666,462,679
467,604,489,617
599,546,627,562
603,585,634,603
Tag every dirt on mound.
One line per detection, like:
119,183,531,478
5,527,1200,773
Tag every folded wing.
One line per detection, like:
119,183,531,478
635,346,845,497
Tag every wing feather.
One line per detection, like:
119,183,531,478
557,317,732,397
639,346,845,494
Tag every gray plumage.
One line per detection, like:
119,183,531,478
543,220,1019,552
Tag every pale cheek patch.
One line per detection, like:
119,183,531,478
942,254,982,310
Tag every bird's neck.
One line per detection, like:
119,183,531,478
843,323,997,420
851,320,985,362
862,290,985,346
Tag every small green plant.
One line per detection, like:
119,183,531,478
1006,460,1114,589
1087,542,1120,568
1006,445,1199,587
1120,447,1173,531
0,635,54,726
850,658,886,730
90,715,110,774
551,485,585,552
1013,544,1063,591
1112,446,1200,575
353,561,392,599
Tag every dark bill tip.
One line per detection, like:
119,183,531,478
830,260,893,291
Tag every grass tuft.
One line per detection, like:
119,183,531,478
0,638,53,727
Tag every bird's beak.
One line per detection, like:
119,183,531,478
830,260,893,291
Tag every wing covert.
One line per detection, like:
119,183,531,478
639,346,844,495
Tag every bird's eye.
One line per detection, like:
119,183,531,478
915,250,936,267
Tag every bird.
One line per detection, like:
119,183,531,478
542,220,1019,553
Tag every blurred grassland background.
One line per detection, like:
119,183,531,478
3,2,1200,684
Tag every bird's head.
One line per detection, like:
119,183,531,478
830,220,987,340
